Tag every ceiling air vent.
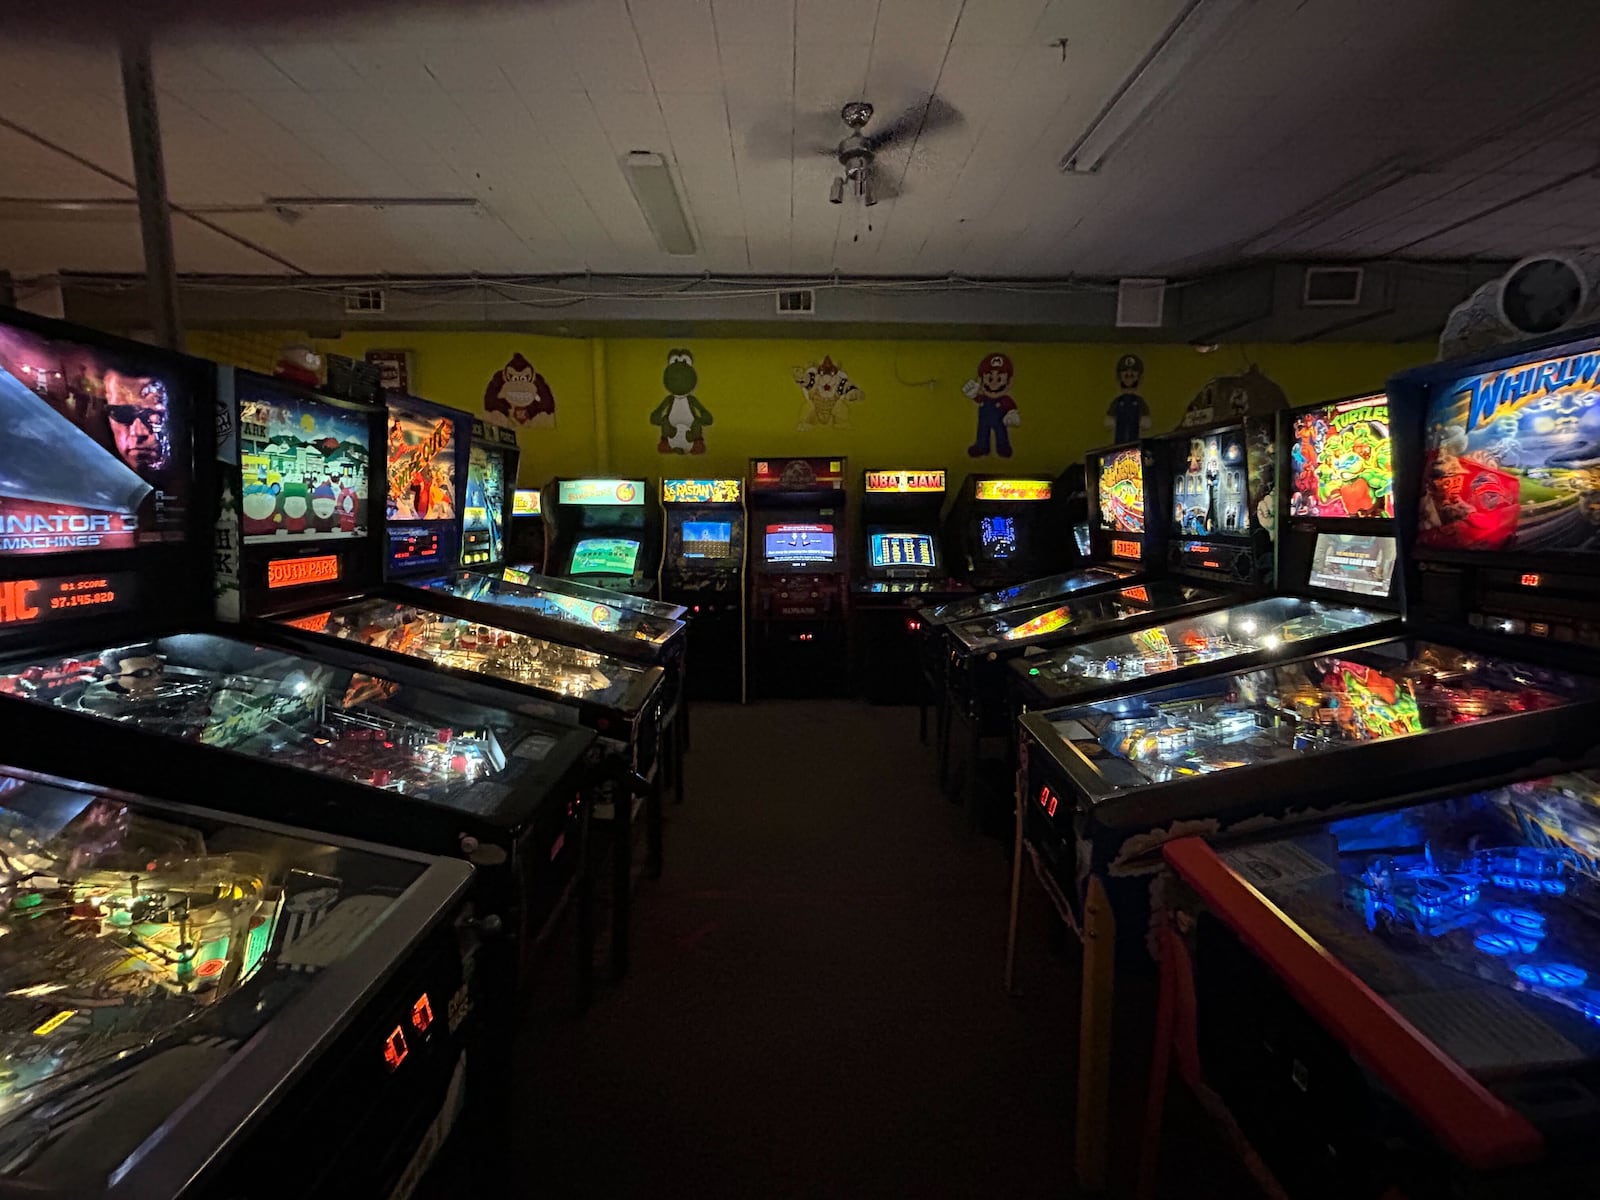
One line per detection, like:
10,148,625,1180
776,288,815,315
1302,266,1364,307
343,286,386,315
1115,278,1166,328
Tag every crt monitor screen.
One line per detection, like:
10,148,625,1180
681,520,733,559
0,320,193,556
1307,532,1397,598
765,524,835,564
569,537,641,576
1288,395,1394,519
1417,349,1600,555
869,532,936,569
979,515,1016,559
238,377,370,545
1094,446,1146,533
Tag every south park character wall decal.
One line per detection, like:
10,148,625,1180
484,352,557,428
963,352,1020,457
650,348,713,454
793,356,863,430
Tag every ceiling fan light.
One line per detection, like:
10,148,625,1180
863,178,877,207
829,177,845,205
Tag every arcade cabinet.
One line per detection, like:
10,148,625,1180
1015,329,1600,1193
659,476,747,702
943,473,1061,589
747,456,849,699
506,485,546,571
461,418,519,569
851,467,968,705
544,476,662,596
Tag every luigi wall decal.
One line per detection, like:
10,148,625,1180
650,348,713,454
483,352,557,428
1105,353,1152,444
962,352,1020,457
793,356,863,431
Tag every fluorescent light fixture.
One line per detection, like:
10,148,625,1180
1060,0,1251,174
623,151,697,256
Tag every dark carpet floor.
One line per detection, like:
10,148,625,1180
449,700,1252,1199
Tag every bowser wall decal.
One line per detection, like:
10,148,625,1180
792,356,863,431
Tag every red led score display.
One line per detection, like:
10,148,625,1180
1037,784,1059,817
0,572,138,627
1111,539,1142,560
382,992,435,1073
1522,573,1542,588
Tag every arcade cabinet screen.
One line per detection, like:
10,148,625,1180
1307,532,1397,598
461,444,508,566
1417,349,1600,554
980,515,1017,560
512,488,541,517
570,537,641,576
238,378,369,545
1094,447,1146,533
1288,396,1394,519
870,532,936,569
385,396,466,573
681,520,733,559
765,523,835,564
0,321,191,556
1173,428,1249,537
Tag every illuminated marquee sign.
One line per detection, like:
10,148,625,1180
662,478,743,504
266,554,340,590
0,571,138,627
0,503,138,556
511,489,541,517
557,478,644,506
865,469,945,494
749,457,845,490
1111,539,1143,560
975,479,1051,502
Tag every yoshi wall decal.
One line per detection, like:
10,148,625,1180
650,348,714,454
792,355,863,431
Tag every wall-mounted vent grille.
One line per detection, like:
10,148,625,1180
1116,278,1166,328
343,286,386,314
1302,266,1364,307
776,289,815,315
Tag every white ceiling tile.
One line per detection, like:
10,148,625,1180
257,43,362,91
712,0,794,44
568,38,654,93
795,0,878,46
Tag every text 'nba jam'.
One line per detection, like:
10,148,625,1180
0,511,136,554
1464,350,1600,430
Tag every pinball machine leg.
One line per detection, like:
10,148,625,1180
609,784,633,982
1004,772,1025,995
965,713,982,830
647,765,665,880
674,709,687,807
576,797,595,1011
1076,873,1116,1193
936,685,952,790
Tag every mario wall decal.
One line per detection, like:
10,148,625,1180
650,348,713,454
483,352,557,428
793,356,863,430
963,352,1020,457
1105,353,1152,444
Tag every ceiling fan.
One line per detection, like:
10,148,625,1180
823,97,961,206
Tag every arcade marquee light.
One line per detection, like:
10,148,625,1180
266,554,340,590
975,479,1051,502
662,478,743,504
558,478,644,506
865,470,945,494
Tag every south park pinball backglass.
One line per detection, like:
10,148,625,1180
1417,348,1600,554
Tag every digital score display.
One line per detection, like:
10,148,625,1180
266,554,340,590
388,527,444,570
1037,784,1059,817
662,478,742,504
974,479,1051,502
1111,538,1143,560
0,571,138,627
865,469,945,494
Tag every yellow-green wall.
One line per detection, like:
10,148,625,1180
188,329,1433,492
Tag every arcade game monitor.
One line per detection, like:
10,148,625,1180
543,477,661,595
1162,770,1600,1197
943,474,1062,589
0,764,475,1199
460,420,519,569
1015,393,1402,710
659,477,747,703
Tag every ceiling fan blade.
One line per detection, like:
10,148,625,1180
864,94,961,151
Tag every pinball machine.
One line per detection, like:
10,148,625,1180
217,377,661,978
1015,332,1600,1193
